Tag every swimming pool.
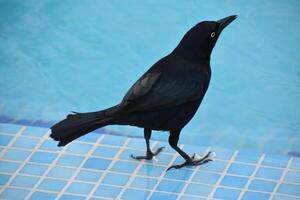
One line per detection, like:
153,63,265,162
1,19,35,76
0,0,299,156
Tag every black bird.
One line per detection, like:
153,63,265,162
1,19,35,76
50,15,237,170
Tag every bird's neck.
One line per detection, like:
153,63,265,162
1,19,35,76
171,48,211,66
171,44,211,64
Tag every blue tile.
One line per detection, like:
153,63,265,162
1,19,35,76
180,196,206,200
227,163,255,176
67,182,94,194
83,157,111,170
0,161,20,173
38,179,67,191
220,175,248,188
164,168,193,181
172,156,186,167
29,191,57,200
30,152,57,164
13,137,39,149
242,191,270,200
278,183,300,196
131,177,157,189
192,171,220,185
66,142,93,154
138,164,165,177
150,192,177,200
182,145,207,155
0,187,29,200
0,174,10,185
57,155,84,166
249,179,276,192
126,138,146,149
93,146,119,158
235,150,261,163
199,160,227,172
47,166,76,179
0,134,13,146
255,167,283,180
22,126,48,137
184,183,212,196
100,135,126,146
262,154,289,168
154,142,173,153
214,187,240,200
118,149,144,161
76,170,102,182
0,123,21,134
39,140,60,151
111,161,138,173
284,170,300,183
272,195,299,200
20,163,48,176
60,194,85,200
122,189,150,200
3,149,31,161
11,175,39,188
157,179,185,193
290,158,300,170
214,147,234,160
77,132,100,143
155,153,174,165
93,185,122,198
102,172,130,186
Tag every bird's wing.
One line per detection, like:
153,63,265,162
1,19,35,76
120,66,209,112
122,72,162,102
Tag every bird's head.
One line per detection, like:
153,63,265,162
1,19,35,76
173,15,237,62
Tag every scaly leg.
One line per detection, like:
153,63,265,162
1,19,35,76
167,130,213,171
131,128,164,160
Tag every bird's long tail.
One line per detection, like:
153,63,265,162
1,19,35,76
50,106,118,146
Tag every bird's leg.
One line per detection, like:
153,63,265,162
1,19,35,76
131,128,164,160
166,130,213,171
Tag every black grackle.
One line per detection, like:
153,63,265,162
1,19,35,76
50,15,237,170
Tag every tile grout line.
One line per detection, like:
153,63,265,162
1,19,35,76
0,126,26,194
0,126,25,159
6,182,300,200
24,131,69,200
176,149,207,200
207,150,239,199
54,134,105,200
2,144,300,174
269,157,293,200
3,169,300,199
236,154,266,200
146,144,181,200
0,132,298,172
0,125,298,200
115,155,146,199
86,138,131,199
115,139,158,200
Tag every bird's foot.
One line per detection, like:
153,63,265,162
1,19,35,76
131,147,165,160
166,150,215,171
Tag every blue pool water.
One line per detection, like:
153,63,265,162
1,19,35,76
0,0,300,155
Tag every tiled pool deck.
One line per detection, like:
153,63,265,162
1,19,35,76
0,123,299,200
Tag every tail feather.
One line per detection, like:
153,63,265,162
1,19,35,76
50,106,117,146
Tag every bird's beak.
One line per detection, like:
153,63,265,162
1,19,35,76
217,15,237,34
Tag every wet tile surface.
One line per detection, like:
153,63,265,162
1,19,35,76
0,123,299,200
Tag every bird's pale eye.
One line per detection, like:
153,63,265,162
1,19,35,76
210,32,216,38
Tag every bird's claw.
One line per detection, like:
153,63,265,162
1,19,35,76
153,146,165,156
166,150,214,171
131,147,165,160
